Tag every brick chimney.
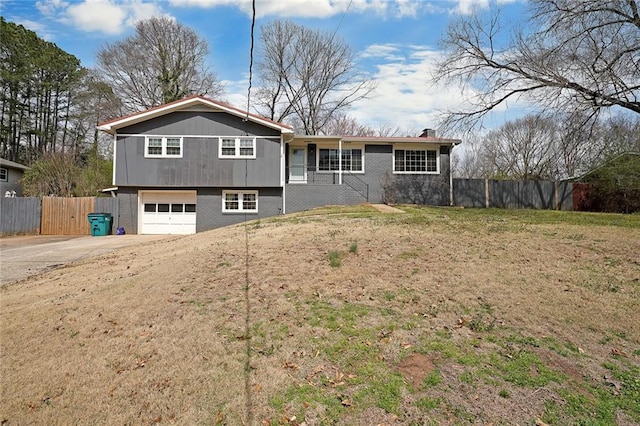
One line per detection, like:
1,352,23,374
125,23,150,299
420,128,436,138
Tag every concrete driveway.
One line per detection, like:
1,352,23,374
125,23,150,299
0,234,172,284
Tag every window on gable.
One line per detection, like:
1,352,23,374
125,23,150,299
219,137,256,159
221,138,236,156
147,138,163,156
145,136,183,158
0,167,7,182
166,138,181,156
222,190,259,213
318,148,363,172
239,138,254,156
394,149,438,173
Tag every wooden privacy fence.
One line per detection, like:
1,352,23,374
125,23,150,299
453,179,574,210
1,197,119,236
41,197,95,235
0,197,41,235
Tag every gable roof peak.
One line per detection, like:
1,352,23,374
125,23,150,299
97,95,293,134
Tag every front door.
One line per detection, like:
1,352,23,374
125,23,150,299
290,148,306,182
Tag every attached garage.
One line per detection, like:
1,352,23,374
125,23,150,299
139,191,197,235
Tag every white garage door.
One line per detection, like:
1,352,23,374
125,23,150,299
140,191,197,235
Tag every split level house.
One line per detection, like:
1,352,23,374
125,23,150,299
97,96,461,235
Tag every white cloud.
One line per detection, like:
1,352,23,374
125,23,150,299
350,45,471,133
359,44,403,61
167,0,450,19
65,0,127,35
36,0,69,15
169,0,391,18
221,76,251,108
222,44,489,135
449,0,521,15
125,0,168,26
221,43,525,138
394,0,419,18
452,0,490,15
37,0,169,36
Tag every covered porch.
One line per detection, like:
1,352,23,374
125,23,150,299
285,135,369,200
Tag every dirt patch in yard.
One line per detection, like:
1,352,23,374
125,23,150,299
396,353,436,388
1,206,639,425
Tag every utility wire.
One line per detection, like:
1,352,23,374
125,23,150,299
243,3,256,423
329,0,353,43
243,162,253,425
245,0,256,121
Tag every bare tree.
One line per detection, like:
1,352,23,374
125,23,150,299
66,70,124,158
434,0,640,132
322,112,414,137
481,115,559,180
451,134,494,178
256,20,375,135
96,17,223,113
455,113,640,179
323,113,376,136
374,123,412,137
597,115,640,156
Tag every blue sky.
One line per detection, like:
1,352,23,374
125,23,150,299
2,0,527,134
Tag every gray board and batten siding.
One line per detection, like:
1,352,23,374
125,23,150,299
115,111,283,188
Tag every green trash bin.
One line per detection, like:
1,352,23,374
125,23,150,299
87,213,112,236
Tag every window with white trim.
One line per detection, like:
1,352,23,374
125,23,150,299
318,148,363,172
145,136,183,158
394,149,438,173
222,190,258,213
0,167,7,182
219,137,256,159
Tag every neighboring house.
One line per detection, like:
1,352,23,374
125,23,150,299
0,158,29,197
97,96,461,234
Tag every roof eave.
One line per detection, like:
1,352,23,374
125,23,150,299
0,158,30,170
341,136,462,145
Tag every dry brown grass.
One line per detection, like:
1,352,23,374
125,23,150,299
1,206,639,425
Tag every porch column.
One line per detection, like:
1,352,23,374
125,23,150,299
338,138,343,185
112,133,117,185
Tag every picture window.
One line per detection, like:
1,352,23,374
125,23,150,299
394,149,438,173
318,148,363,172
